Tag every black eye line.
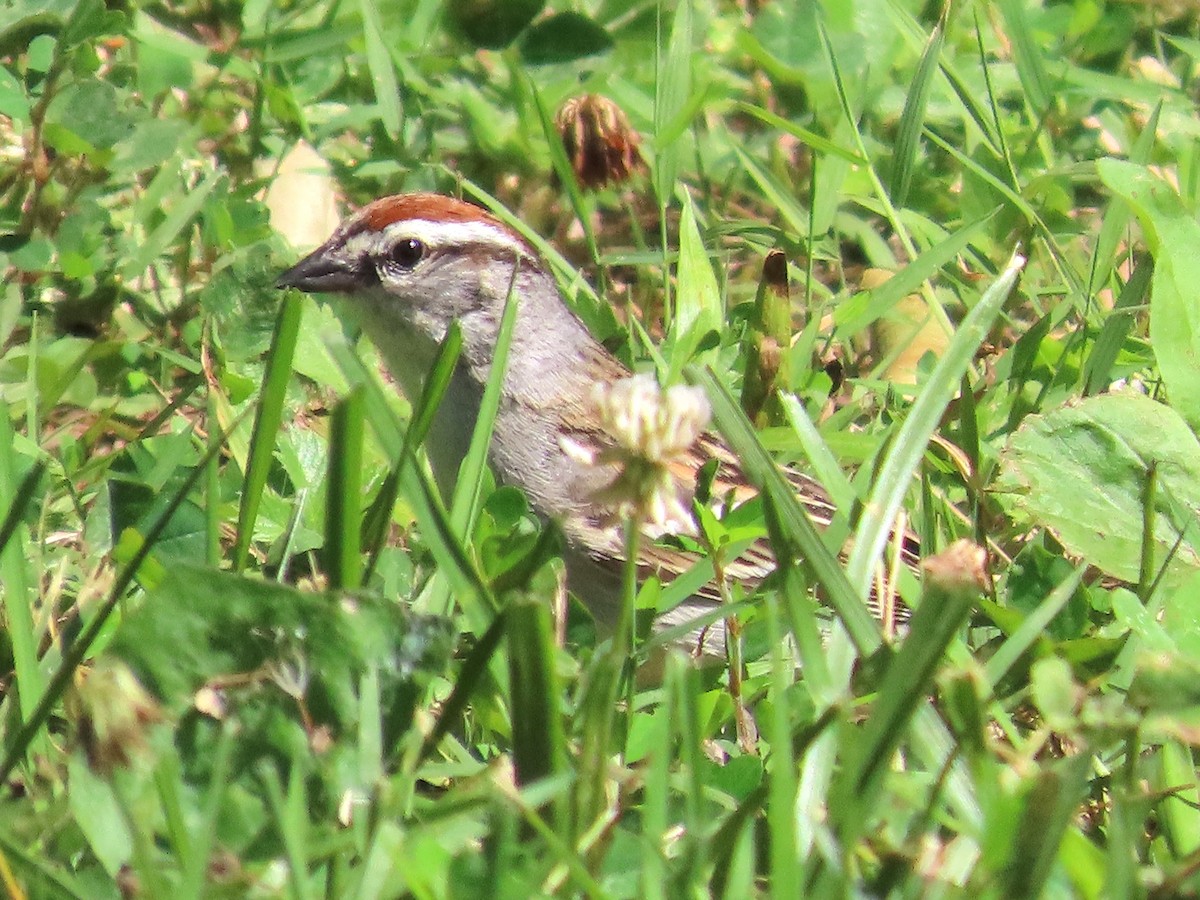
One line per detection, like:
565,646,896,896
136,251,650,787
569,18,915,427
358,254,380,285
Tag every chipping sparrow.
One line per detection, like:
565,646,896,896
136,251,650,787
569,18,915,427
276,193,911,653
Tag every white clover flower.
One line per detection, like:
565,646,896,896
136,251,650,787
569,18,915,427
597,374,710,462
567,374,711,537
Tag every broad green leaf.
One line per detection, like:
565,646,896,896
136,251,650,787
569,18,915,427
1098,158,1200,428
108,478,209,562
0,2,72,57
0,413,243,786
58,0,123,48
740,0,824,85
1030,657,1079,731
997,392,1200,590
67,756,133,876
985,562,1086,687
1161,738,1200,856
289,298,351,394
0,66,29,122
110,561,452,716
667,194,722,382
44,78,133,151
1163,570,1200,660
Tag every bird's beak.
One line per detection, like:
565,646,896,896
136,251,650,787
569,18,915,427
275,246,359,293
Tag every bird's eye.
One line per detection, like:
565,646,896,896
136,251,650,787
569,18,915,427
389,237,424,269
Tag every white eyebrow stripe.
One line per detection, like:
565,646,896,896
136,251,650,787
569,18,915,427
341,232,377,259
382,219,528,257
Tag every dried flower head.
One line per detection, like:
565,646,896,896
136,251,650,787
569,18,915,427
555,94,645,190
69,659,164,774
564,374,711,536
921,539,989,595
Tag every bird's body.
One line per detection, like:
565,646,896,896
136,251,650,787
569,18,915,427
277,192,906,650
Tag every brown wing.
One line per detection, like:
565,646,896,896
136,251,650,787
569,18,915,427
575,424,917,632
557,344,919,636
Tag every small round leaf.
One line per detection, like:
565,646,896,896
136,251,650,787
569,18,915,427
519,12,613,64
446,0,544,50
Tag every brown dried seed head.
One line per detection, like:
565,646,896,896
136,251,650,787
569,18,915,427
70,659,164,774
761,248,789,293
921,539,989,595
555,94,646,190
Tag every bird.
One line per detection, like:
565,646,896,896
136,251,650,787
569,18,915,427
276,192,913,655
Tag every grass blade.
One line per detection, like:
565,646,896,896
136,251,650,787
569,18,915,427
692,365,881,653
889,11,946,207
737,102,868,165
260,760,313,900
653,0,692,206
363,325,462,581
780,394,853,512
764,592,800,894
0,408,250,785
233,292,303,572
984,562,1087,687
1086,101,1161,297
325,387,364,590
418,258,522,618
833,545,982,842
835,211,994,344
119,168,222,282
325,341,497,632
732,145,812,238
448,264,520,548
529,81,597,264
506,598,568,819
846,250,1025,595
996,0,1052,114
1082,256,1151,397
456,177,612,335
416,611,507,767
0,415,46,755
358,0,402,139
178,724,234,900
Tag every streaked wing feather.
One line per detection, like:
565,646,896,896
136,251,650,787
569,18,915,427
553,348,919,633
574,424,918,630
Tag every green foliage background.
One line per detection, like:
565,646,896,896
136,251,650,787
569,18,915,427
3,0,1200,896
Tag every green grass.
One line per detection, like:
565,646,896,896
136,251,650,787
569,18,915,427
3,0,1200,895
